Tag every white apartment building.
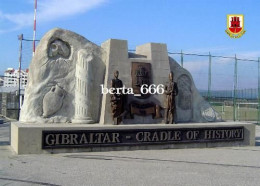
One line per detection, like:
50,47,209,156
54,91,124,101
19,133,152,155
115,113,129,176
3,68,28,88
0,77,3,86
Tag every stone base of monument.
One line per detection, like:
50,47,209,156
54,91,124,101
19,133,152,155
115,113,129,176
10,122,255,155
71,117,94,124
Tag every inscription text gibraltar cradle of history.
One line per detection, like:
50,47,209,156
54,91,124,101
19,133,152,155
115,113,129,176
43,127,244,148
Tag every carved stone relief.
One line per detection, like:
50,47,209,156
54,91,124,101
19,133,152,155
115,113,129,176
72,50,95,123
131,62,151,98
42,85,65,118
177,75,192,110
19,28,105,123
129,101,162,119
48,39,71,59
201,105,216,122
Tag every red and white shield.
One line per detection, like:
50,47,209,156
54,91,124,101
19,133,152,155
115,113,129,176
226,14,245,38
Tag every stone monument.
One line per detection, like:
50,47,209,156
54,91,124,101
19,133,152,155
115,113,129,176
19,28,221,124
11,28,255,154
20,29,105,123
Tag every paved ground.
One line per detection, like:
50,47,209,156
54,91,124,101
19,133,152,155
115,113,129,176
0,122,260,186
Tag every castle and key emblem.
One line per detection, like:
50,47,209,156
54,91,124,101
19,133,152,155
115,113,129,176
225,14,246,38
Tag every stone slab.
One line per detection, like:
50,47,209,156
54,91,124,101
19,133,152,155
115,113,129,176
11,122,255,154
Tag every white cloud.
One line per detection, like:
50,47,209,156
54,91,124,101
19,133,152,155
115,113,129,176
215,51,260,64
185,46,232,54
236,51,260,60
0,0,107,33
4,12,33,27
176,47,260,65
38,0,107,22
183,61,208,73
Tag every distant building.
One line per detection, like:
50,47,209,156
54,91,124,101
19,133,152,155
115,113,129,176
0,77,3,86
0,86,25,119
0,68,28,119
3,68,28,88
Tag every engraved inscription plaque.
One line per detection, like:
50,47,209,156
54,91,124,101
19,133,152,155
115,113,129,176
177,74,192,110
131,62,151,99
42,126,244,149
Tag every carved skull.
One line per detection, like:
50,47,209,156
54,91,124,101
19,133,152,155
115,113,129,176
48,39,70,58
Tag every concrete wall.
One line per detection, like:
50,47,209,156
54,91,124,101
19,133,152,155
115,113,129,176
11,122,256,155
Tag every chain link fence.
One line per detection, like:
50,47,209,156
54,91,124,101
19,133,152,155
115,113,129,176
3,37,259,123
19,42,260,123
0,37,39,119
169,51,259,124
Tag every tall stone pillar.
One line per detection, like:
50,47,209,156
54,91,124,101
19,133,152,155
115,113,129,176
72,50,94,124
99,39,129,125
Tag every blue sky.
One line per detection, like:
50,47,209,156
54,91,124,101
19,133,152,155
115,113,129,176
0,0,259,90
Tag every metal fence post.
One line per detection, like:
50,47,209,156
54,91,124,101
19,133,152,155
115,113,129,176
233,55,237,121
257,57,260,125
208,52,212,103
181,50,183,67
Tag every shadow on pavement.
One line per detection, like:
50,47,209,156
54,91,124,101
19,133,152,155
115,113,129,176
0,123,10,146
0,177,60,186
64,154,260,169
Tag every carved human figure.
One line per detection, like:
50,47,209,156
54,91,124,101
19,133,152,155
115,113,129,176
164,71,178,124
110,70,124,125
135,65,149,87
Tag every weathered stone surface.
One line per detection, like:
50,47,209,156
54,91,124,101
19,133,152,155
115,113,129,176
20,28,105,123
169,57,221,122
100,40,172,124
11,122,255,154
20,28,220,124
100,39,221,124
42,84,65,118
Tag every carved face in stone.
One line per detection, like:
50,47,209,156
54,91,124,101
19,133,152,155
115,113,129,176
48,39,71,59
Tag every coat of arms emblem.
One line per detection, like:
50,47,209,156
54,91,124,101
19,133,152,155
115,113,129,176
225,14,246,38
